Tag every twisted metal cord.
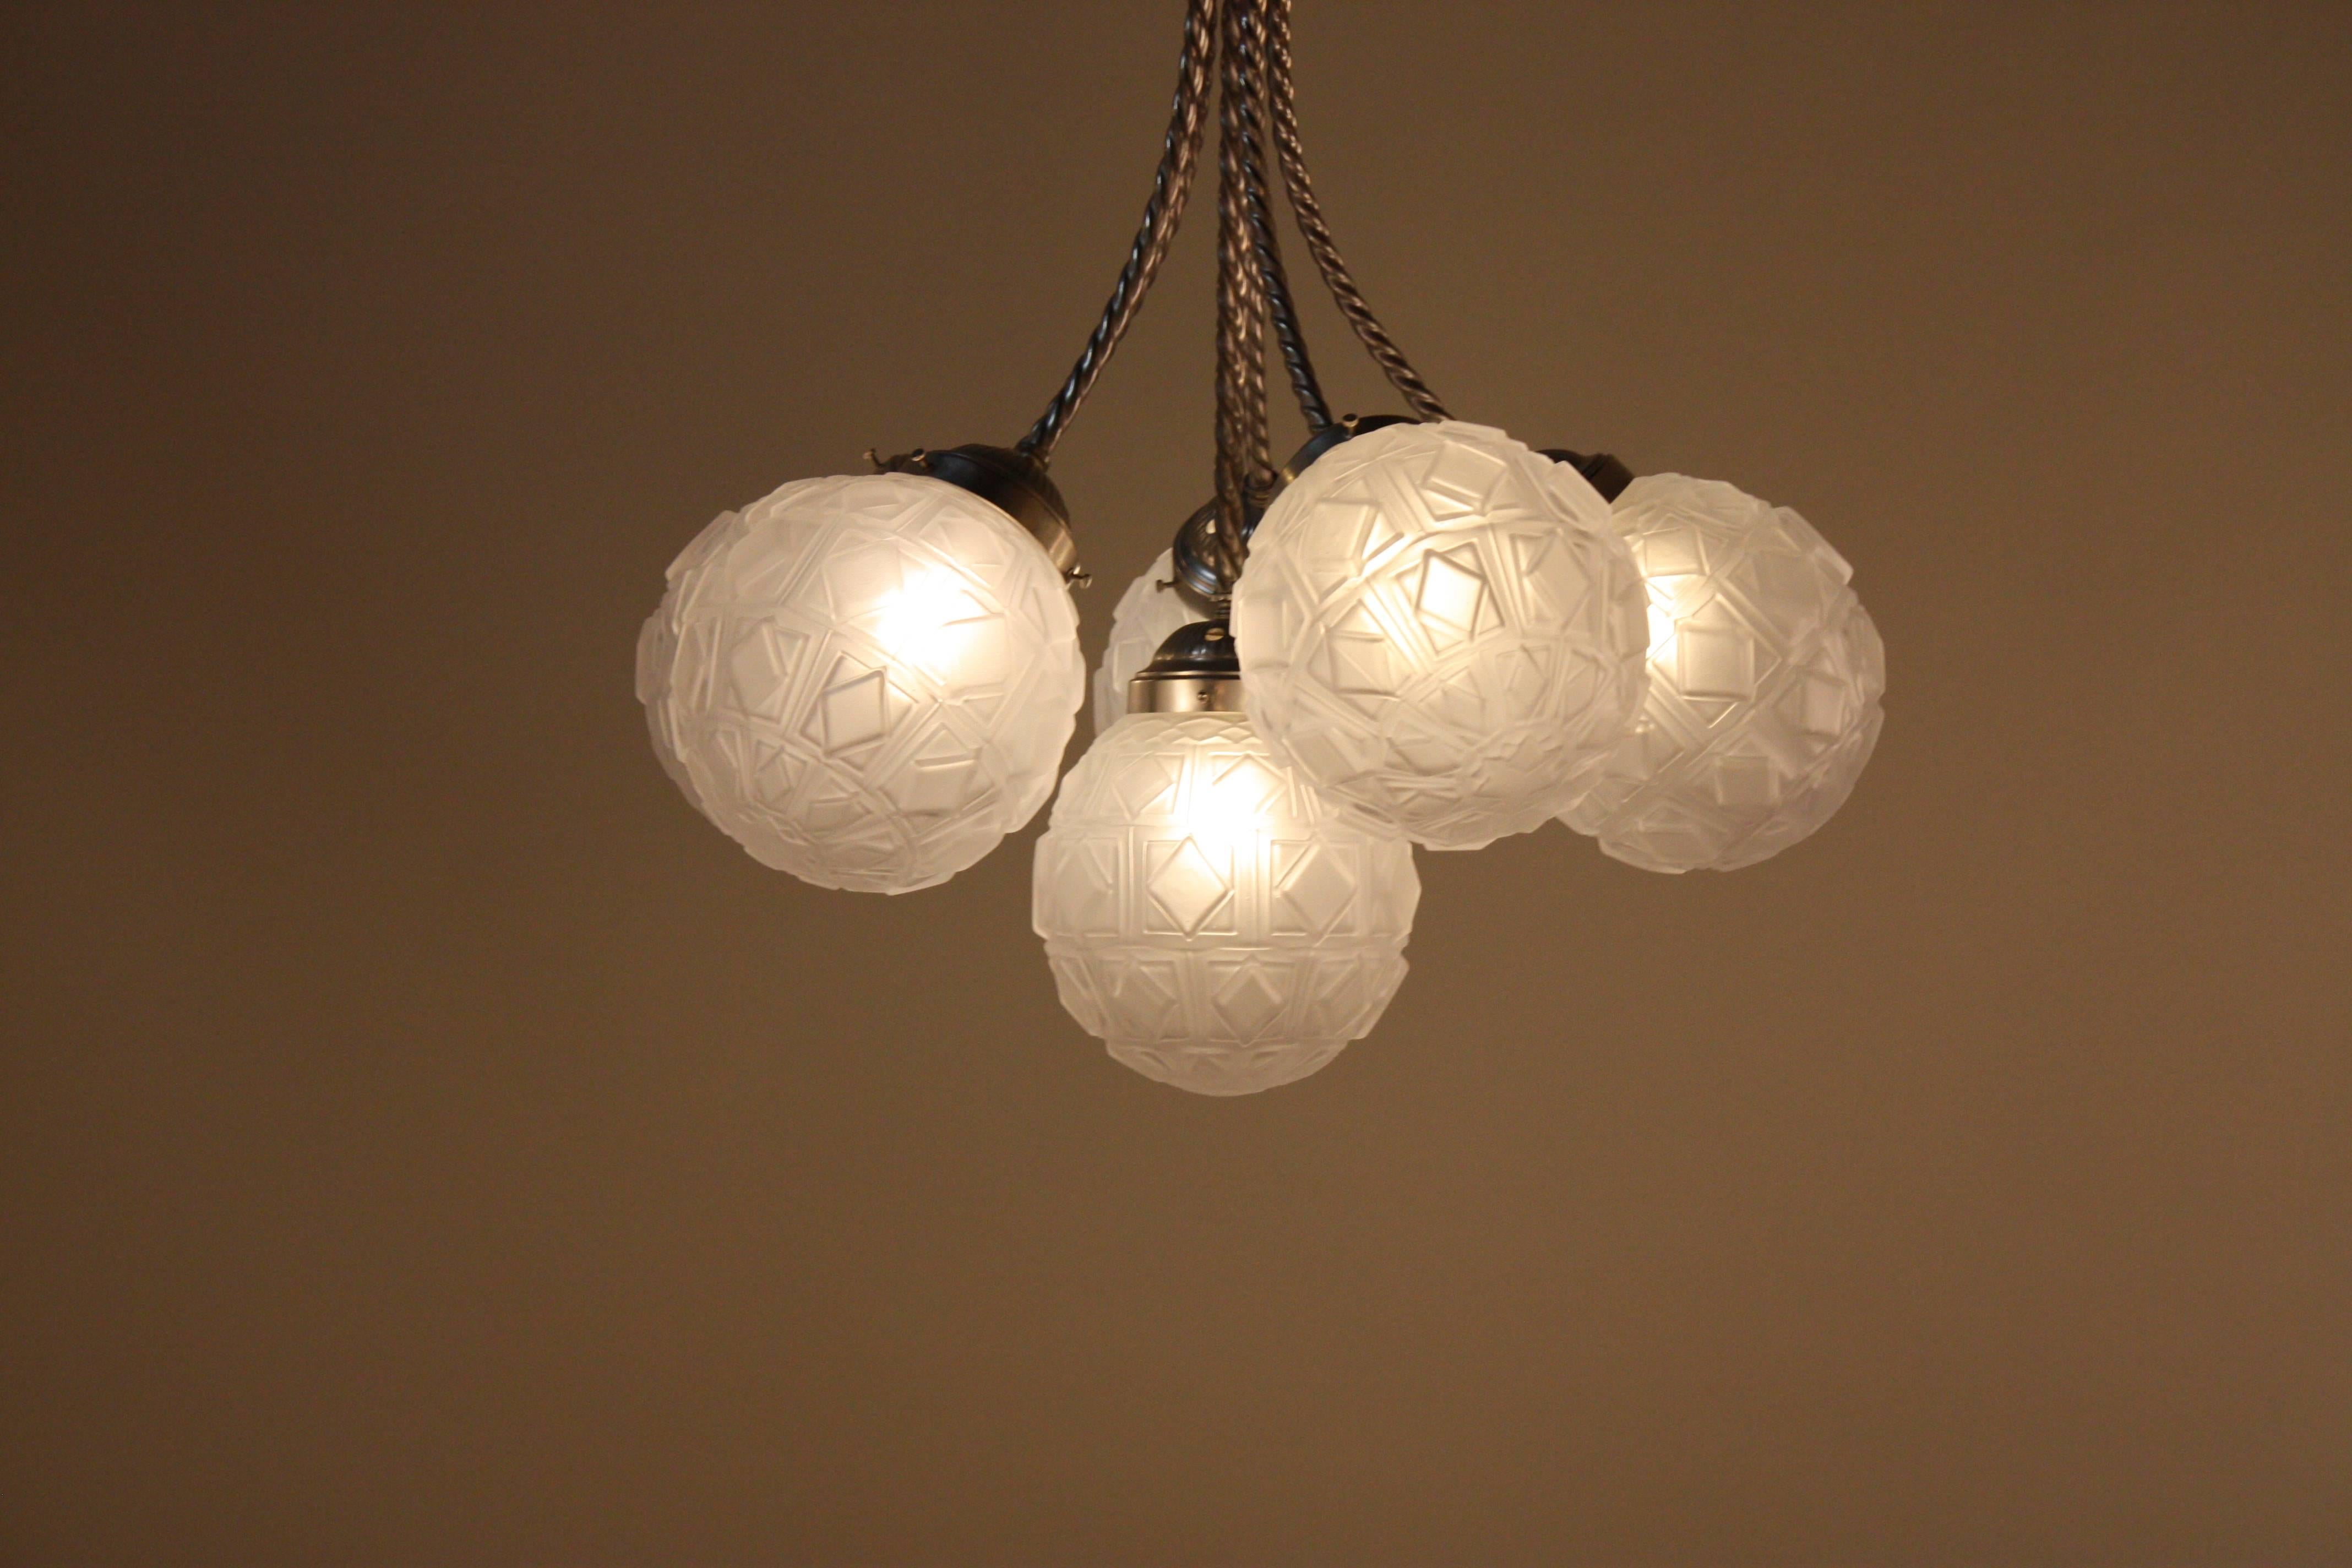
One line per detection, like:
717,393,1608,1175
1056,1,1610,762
1017,0,1217,462
1213,0,1274,585
1262,0,1451,421
1231,1,1273,490
1234,0,1331,434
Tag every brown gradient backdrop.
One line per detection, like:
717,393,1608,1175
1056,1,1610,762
4,2,2349,1563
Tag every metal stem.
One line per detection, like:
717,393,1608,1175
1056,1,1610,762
1213,0,1274,587
1017,0,1218,463
1233,1,1331,435
1262,0,1451,421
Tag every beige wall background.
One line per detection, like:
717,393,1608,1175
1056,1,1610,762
4,2,2348,1562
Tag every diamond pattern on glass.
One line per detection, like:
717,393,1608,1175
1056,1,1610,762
1146,837,1234,937
1562,473,1886,873
1033,712,1421,1097
1233,421,1649,850
639,472,1084,893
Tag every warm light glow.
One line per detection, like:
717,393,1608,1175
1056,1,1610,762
1563,473,1886,873
1033,711,1420,1097
640,471,1082,894
1232,420,1649,850
872,566,992,681
1645,589,1681,663
1184,747,1277,857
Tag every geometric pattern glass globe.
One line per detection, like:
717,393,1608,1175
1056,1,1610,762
1090,548,1211,736
639,472,1084,893
1232,420,1648,850
1034,711,1420,1096
1561,473,1886,872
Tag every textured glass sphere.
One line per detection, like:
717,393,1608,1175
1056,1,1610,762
1091,549,1210,735
639,472,1084,893
635,510,731,825
1033,711,1420,1096
1232,420,1648,850
1562,473,1886,873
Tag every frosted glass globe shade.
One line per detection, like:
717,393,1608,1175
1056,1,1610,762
1232,420,1648,850
639,472,1084,893
1091,549,1212,735
1561,473,1886,872
635,512,729,826
1033,711,1420,1096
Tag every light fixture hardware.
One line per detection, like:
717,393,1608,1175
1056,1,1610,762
638,0,1887,1091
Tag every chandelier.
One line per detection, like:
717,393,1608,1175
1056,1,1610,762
636,0,1887,1096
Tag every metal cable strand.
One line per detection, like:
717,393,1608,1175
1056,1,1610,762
1233,0,1331,434
1231,1,1274,489
1262,0,1451,421
1017,0,1217,462
1213,0,1273,585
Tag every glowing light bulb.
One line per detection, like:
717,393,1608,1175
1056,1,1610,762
639,472,1084,893
1232,420,1648,849
867,565,1004,689
1562,473,1886,872
1034,708,1420,1096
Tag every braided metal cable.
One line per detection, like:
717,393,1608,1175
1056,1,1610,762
1212,0,1274,585
1262,0,1451,421
1233,1,1331,434
1017,0,1217,462
1232,2,1275,490
1257,222,1332,435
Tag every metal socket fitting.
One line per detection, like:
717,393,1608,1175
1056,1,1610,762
1126,619,1244,714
